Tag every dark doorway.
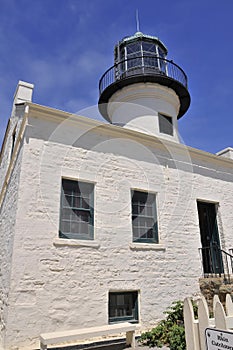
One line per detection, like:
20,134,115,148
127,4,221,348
197,201,223,275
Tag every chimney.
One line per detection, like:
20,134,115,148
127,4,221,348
216,147,233,160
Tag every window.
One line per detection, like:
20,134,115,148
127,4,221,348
109,292,139,323
10,129,16,159
131,190,158,243
158,113,173,136
59,179,94,240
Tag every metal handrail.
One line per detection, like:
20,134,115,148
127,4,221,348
99,55,188,95
199,245,233,284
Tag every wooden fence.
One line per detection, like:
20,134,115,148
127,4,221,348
184,294,233,350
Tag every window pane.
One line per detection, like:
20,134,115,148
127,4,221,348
144,56,158,68
63,180,75,195
73,195,81,208
158,46,166,58
72,211,79,222
142,42,156,53
60,220,70,234
70,222,79,234
120,47,125,61
79,211,90,223
63,194,72,207
146,206,153,217
147,228,154,239
126,42,141,54
128,57,142,69
62,208,71,220
79,222,89,234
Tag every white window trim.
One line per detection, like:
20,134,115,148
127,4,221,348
129,242,165,251
53,238,100,248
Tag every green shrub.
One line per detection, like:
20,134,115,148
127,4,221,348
140,300,197,350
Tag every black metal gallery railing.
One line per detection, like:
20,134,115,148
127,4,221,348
199,245,233,284
99,55,188,95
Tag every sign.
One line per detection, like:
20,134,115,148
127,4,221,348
206,328,233,350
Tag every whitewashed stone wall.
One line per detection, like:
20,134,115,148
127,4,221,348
1,110,233,349
0,144,23,350
0,109,24,193
0,80,33,194
107,83,180,142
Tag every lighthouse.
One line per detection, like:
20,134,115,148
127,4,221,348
98,31,190,142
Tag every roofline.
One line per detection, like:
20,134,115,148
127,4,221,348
118,32,168,54
0,100,232,208
0,102,28,165
0,105,29,208
25,102,233,169
216,147,233,156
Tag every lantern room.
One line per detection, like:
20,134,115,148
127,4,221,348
98,31,191,142
114,32,168,79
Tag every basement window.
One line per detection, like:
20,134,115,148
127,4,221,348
109,291,139,323
158,113,173,136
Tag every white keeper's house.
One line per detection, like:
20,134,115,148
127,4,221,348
0,31,233,349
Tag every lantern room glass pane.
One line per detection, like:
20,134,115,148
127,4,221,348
126,42,141,54
158,46,166,73
142,42,156,53
144,56,159,68
158,46,166,58
120,47,125,60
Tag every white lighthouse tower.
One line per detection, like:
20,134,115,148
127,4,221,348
98,31,190,142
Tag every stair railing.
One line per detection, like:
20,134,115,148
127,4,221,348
199,246,233,284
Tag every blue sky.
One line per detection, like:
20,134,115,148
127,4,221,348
0,0,232,154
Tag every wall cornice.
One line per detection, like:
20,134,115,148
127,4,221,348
25,102,233,170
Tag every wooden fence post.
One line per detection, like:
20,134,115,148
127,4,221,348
184,294,233,350
184,297,200,350
215,301,227,330
213,294,220,313
198,296,209,350
226,294,233,316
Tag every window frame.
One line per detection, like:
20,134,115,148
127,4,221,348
131,189,158,244
158,113,173,136
59,178,94,240
108,291,139,324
